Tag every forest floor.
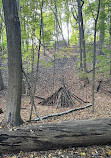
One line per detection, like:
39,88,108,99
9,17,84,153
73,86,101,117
0,56,111,157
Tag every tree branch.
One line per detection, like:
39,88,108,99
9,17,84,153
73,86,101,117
31,104,92,122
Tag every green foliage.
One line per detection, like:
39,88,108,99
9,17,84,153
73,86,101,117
40,60,53,68
2,53,8,59
0,1,2,7
96,47,111,75
1,0,110,77
69,32,79,45
86,51,93,63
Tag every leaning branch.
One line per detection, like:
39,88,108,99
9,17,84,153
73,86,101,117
71,93,89,103
32,104,92,122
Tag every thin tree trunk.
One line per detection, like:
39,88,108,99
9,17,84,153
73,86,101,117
0,22,5,91
66,0,70,46
29,0,43,123
99,0,105,55
29,35,35,121
50,2,67,47
0,19,5,91
41,0,45,56
92,0,100,112
77,0,82,70
52,0,58,92
109,4,111,76
2,0,23,126
77,0,86,72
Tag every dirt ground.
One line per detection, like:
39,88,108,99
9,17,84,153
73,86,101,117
0,63,111,157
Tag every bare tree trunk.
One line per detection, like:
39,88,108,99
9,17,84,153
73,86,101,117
52,0,58,92
92,0,100,112
109,4,111,76
77,0,82,70
50,2,67,47
0,22,5,91
0,117,111,154
16,0,19,11
41,0,45,56
55,0,58,50
29,0,43,123
99,0,105,55
77,0,86,72
2,0,23,126
0,61,4,91
66,0,70,46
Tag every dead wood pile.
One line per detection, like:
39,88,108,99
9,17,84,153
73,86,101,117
39,85,75,108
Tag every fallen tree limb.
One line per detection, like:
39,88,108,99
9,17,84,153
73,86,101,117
71,93,89,103
34,96,45,100
0,117,111,154
23,94,45,100
33,104,92,121
38,87,62,105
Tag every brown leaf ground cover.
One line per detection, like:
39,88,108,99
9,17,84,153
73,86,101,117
0,65,111,157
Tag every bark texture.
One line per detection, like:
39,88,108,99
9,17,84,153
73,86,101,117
0,117,111,154
2,0,23,126
0,24,5,91
77,0,86,72
99,0,105,55
0,63,4,91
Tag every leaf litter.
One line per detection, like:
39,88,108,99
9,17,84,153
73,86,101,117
0,67,111,157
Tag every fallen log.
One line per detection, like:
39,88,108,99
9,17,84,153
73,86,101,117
0,117,111,154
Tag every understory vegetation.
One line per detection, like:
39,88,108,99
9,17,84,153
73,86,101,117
0,0,111,157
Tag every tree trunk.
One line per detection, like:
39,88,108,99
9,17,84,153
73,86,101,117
29,0,43,123
0,117,111,154
0,22,5,91
77,0,87,72
2,0,23,126
77,0,82,70
66,0,70,46
99,0,105,55
0,62,4,91
109,4,111,76
92,0,100,112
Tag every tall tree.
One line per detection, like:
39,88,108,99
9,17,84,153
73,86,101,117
92,0,100,112
2,0,23,126
99,0,106,55
65,0,70,46
77,0,87,72
109,2,111,76
29,0,43,122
